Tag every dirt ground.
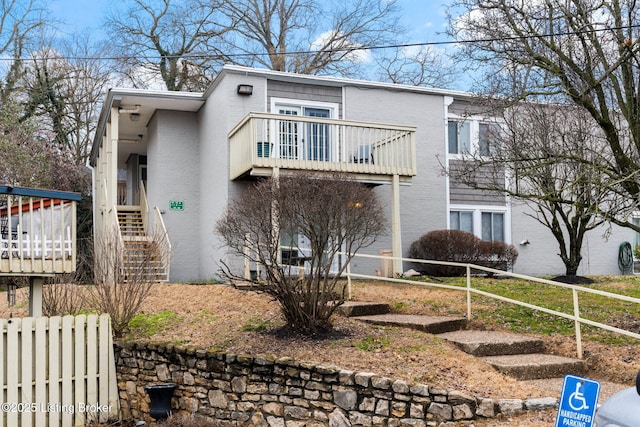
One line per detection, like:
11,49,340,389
2,280,637,426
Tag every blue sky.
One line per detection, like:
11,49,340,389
49,0,453,45
49,0,111,35
399,0,452,43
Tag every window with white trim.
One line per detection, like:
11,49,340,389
449,208,507,242
448,121,470,154
448,119,501,156
481,211,505,242
271,98,338,162
478,123,500,156
450,210,473,234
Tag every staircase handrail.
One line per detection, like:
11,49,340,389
139,182,149,235
110,205,125,250
153,206,171,280
104,204,126,284
341,251,640,360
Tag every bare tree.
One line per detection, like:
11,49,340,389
18,39,111,165
216,173,386,334
219,0,401,77
104,0,455,86
375,45,457,89
0,103,51,186
88,228,170,336
447,0,640,231
448,103,618,276
0,0,48,104
105,0,231,91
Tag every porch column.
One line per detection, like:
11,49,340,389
28,276,44,317
391,174,403,276
108,107,120,210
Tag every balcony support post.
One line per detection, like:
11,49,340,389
28,276,44,317
272,168,281,267
391,174,403,276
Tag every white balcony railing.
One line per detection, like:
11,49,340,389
0,186,80,275
229,113,416,180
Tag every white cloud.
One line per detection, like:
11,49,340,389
311,30,373,64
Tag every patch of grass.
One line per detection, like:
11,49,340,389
370,275,640,346
128,310,181,337
192,310,218,323
354,335,391,352
392,301,408,312
459,277,640,344
187,279,220,285
241,315,272,332
475,304,575,335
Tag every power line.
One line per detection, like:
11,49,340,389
3,23,640,62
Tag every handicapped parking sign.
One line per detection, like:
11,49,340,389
555,375,600,427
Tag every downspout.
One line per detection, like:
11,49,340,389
391,174,403,276
444,96,454,229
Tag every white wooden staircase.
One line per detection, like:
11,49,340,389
117,209,145,237
117,207,169,282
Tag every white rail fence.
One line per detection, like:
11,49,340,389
343,252,640,359
0,314,119,426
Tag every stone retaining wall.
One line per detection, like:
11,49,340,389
114,342,557,426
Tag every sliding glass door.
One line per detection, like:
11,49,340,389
304,107,330,161
275,102,333,161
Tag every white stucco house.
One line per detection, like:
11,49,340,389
89,65,635,282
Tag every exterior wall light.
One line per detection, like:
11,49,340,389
237,84,253,95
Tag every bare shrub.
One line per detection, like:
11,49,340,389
41,236,96,316
216,172,386,334
42,282,88,317
409,230,518,276
87,228,170,336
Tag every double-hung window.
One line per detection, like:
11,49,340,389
448,121,471,154
450,211,473,234
481,212,505,242
478,123,499,156
448,120,501,156
449,208,507,242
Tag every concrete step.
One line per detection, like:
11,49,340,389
481,353,587,380
355,314,466,334
337,301,391,317
438,330,545,357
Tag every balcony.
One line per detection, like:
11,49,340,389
229,113,416,183
0,186,80,276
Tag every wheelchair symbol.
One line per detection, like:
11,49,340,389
568,381,589,411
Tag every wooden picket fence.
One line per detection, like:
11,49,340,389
0,314,119,427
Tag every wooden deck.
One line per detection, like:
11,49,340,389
229,113,417,182
0,186,80,276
